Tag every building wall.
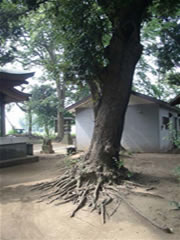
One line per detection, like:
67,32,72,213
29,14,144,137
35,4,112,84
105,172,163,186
76,108,94,151
121,104,160,152
75,103,179,152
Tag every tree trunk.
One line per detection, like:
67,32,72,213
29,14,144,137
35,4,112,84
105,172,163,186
56,78,65,141
0,102,6,136
44,45,65,142
44,123,49,137
86,4,145,173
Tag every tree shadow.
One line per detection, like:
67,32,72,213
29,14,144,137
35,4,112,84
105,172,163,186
131,171,178,185
0,184,41,205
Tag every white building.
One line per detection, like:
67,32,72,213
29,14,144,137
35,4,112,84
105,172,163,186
67,91,180,152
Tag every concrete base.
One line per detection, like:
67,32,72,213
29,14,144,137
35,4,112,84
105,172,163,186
0,136,38,168
0,155,39,168
61,134,73,145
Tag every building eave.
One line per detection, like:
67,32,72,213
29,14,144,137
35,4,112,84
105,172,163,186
66,91,180,113
1,88,31,103
66,96,92,113
132,91,180,112
0,69,35,81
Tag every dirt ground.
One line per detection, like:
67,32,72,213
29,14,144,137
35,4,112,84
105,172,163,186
0,143,180,240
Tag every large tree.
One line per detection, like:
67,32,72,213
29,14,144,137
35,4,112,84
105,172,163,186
1,6,66,140
22,11,66,141
1,0,179,224
1,4,90,140
47,0,178,169
32,0,179,219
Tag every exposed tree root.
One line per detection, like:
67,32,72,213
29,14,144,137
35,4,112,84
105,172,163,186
32,162,173,234
71,188,88,217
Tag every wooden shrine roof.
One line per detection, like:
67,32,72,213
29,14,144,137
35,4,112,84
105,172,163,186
0,69,34,89
0,88,30,103
0,69,34,103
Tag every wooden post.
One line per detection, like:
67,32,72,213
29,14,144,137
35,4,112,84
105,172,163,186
0,102,5,137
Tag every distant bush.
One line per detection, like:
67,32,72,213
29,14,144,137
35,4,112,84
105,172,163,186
7,129,19,135
168,122,180,149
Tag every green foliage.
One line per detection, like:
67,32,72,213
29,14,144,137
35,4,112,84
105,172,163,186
0,1,23,65
134,13,180,101
149,0,180,17
7,128,19,135
65,84,90,106
168,121,180,149
1,0,180,149
1,0,179,101
170,201,180,210
113,156,133,178
167,73,180,86
143,16,180,73
115,158,124,169
47,0,112,82
174,166,180,181
30,84,58,136
64,156,80,168
6,5,90,136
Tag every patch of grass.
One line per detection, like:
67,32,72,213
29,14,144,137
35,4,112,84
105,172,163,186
114,157,133,179
174,165,180,181
170,201,180,210
64,156,80,168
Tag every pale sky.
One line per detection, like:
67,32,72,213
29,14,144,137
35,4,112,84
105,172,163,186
6,105,24,132
4,63,43,133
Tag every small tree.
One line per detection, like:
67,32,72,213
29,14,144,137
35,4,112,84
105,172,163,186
3,7,66,140
30,84,58,137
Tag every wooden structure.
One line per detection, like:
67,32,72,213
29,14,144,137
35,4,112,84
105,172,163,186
0,69,34,136
0,69,38,167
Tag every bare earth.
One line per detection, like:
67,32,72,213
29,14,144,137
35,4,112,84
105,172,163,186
0,143,180,240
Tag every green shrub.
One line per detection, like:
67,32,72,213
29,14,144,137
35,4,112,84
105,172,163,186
168,122,180,149
7,129,19,135
174,165,180,181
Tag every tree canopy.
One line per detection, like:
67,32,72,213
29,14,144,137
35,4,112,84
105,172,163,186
30,84,57,136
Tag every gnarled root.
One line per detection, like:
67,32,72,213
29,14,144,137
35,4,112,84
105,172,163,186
32,163,173,233
32,163,126,220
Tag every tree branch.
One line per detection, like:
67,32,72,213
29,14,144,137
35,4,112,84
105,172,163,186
16,103,27,113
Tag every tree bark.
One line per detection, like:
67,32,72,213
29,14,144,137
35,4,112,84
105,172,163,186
86,1,148,173
28,107,32,135
0,102,6,136
45,45,65,142
56,78,65,141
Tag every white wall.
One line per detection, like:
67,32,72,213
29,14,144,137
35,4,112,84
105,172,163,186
76,104,160,152
122,104,160,152
75,99,180,152
76,108,94,151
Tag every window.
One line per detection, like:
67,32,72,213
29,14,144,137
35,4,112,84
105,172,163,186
162,116,169,129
